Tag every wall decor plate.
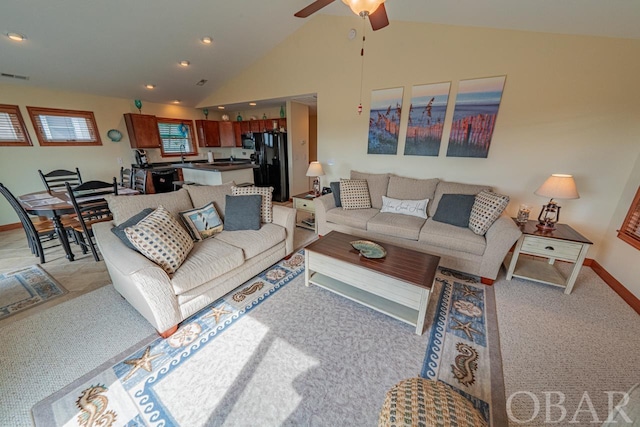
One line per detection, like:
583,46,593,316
221,114,230,121
107,129,122,142
350,240,387,259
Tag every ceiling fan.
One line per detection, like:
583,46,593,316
294,0,390,31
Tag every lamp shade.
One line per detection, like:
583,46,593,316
534,174,580,200
306,161,325,177
341,0,385,16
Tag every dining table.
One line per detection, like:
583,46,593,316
18,187,138,261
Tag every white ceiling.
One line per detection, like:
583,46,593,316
1,0,639,108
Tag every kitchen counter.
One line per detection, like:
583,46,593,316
171,162,258,172
174,161,257,186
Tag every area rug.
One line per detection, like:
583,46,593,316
33,255,505,426
0,265,67,320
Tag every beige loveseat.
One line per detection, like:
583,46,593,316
93,183,296,337
315,172,522,283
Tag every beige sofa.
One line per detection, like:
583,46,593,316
94,183,296,337
315,172,522,283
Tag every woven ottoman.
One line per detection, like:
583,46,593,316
379,378,487,427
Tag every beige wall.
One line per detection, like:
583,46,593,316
288,101,311,196
0,84,205,225
202,15,640,288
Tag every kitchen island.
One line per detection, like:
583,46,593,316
174,161,258,186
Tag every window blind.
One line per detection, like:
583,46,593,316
156,119,195,155
0,104,31,146
26,107,101,146
618,186,640,251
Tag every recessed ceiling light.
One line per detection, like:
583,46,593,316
145,84,156,89
179,60,190,67
201,36,212,44
217,106,225,110
6,32,26,42
249,102,257,106
172,100,181,104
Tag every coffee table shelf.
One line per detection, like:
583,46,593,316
309,272,420,326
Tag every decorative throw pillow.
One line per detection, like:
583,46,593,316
329,181,342,208
339,179,371,210
432,194,477,227
231,186,273,223
224,195,262,231
469,190,510,235
179,202,224,241
380,196,429,219
110,208,154,251
125,205,194,274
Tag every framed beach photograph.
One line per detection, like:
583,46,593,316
404,82,452,156
446,76,506,158
367,87,404,155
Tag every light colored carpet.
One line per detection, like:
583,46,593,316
495,261,640,426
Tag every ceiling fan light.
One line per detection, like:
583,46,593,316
341,0,385,16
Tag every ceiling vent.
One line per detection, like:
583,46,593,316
196,79,208,86
1,72,30,80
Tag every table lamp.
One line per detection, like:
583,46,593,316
534,174,580,231
306,161,325,196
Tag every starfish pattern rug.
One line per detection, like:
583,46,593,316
0,265,67,320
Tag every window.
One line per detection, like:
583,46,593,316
27,106,101,146
618,186,640,250
0,104,32,146
157,118,197,156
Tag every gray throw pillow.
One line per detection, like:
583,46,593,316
330,181,341,207
110,208,154,251
432,194,476,228
224,195,262,231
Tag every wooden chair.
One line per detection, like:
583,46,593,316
133,169,148,194
0,183,67,263
65,179,118,262
120,167,132,188
39,168,82,192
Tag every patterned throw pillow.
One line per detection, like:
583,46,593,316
380,196,429,219
339,179,372,210
468,190,510,235
231,186,273,223
179,202,224,241
125,205,194,274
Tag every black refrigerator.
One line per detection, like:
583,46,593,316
253,132,289,202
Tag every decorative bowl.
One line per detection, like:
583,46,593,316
221,114,230,121
350,240,387,259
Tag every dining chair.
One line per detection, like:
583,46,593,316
132,169,148,194
39,168,82,192
120,167,132,189
65,179,118,262
0,183,67,263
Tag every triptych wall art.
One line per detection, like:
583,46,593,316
366,75,506,158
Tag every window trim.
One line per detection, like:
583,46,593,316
156,117,197,157
26,106,102,146
0,104,32,147
617,186,640,251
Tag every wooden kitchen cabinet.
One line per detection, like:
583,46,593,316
124,113,162,148
233,122,242,147
239,121,251,134
278,118,287,131
195,120,221,147
249,120,261,133
219,121,236,147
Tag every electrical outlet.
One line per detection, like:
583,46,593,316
117,157,123,165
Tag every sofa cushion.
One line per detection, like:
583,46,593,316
387,176,439,211
326,207,379,230
107,188,193,226
367,212,427,241
183,182,234,220
224,195,262,231
469,190,510,235
110,208,154,251
170,238,244,294
231,185,274,223
419,218,486,256
125,206,194,274
350,171,390,209
216,223,286,260
340,179,372,210
380,196,429,219
179,202,224,241
329,181,342,207
428,182,492,218
432,194,476,227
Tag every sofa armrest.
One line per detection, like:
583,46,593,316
93,221,182,333
314,193,336,236
479,215,522,280
272,205,296,255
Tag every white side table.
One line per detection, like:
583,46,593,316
505,220,592,294
292,192,317,233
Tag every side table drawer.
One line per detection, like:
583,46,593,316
294,198,314,212
521,236,582,261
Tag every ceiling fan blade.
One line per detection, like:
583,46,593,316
369,3,389,31
294,0,336,18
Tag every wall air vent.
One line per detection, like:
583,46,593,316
1,72,30,80
196,79,208,86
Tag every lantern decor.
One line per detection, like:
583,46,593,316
203,108,209,120
134,99,142,113
534,174,580,231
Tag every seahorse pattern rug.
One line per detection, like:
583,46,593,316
32,253,505,426
0,265,67,320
